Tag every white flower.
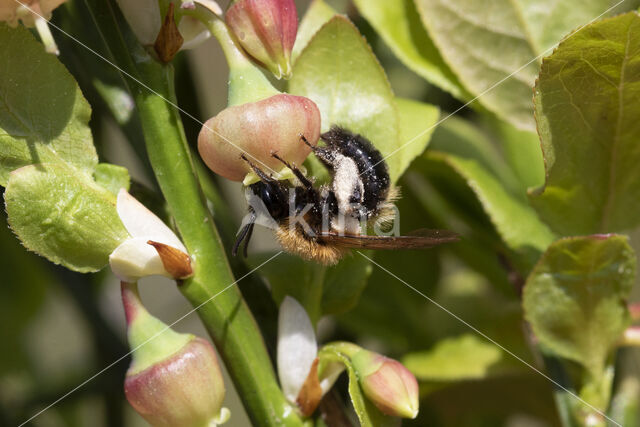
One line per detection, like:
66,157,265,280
109,189,191,282
115,0,221,48
277,296,343,412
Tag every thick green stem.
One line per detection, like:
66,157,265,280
85,1,301,425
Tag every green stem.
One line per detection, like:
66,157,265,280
85,1,301,425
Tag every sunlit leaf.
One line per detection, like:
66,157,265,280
403,334,516,382
523,234,635,378
353,0,470,100
292,0,336,62
0,23,97,186
5,164,128,272
414,0,616,130
531,12,640,235
288,16,401,181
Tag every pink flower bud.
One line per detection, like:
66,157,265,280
351,349,419,419
125,338,228,427
225,0,298,79
121,282,229,426
197,93,320,181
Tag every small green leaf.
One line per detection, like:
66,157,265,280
393,97,439,182
402,334,513,382
5,164,129,272
531,12,640,235
292,0,336,62
288,16,401,181
413,0,616,130
93,163,130,195
0,23,97,186
523,234,635,378
353,0,470,100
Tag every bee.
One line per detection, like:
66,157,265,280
232,126,458,265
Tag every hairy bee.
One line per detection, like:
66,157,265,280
233,126,458,265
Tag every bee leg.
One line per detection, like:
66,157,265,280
271,151,313,188
233,209,257,257
299,134,337,173
240,153,276,183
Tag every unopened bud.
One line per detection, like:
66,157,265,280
121,282,229,427
351,349,419,419
197,93,320,181
225,0,298,79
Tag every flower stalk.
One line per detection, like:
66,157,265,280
85,0,302,424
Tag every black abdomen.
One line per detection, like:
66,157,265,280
321,126,390,214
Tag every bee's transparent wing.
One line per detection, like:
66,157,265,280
318,229,459,250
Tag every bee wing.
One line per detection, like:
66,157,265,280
318,229,459,250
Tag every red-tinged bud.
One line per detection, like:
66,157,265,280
351,349,419,419
121,282,229,427
197,93,320,182
226,0,298,79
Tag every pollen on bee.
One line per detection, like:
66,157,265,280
275,227,347,266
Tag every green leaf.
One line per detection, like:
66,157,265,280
288,16,402,182
489,119,545,191
292,0,336,62
251,252,372,322
530,12,640,235
523,234,635,378
414,0,615,130
321,255,373,315
393,97,439,181
402,334,514,382
93,163,130,195
249,253,324,323
0,23,97,186
0,214,49,374
353,0,470,100
318,347,400,427
5,164,128,272
424,118,555,268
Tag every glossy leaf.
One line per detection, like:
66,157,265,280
288,16,402,181
393,97,439,181
353,0,470,100
531,12,640,235
291,0,335,62
523,235,635,378
402,334,515,381
0,23,97,186
5,164,129,272
414,0,615,130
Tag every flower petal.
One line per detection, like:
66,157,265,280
109,238,168,282
116,189,187,252
277,296,317,402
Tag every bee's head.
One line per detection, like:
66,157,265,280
247,181,288,220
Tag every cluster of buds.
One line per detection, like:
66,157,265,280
197,2,320,184
0,0,66,54
277,296,420,419
121,281,230,426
